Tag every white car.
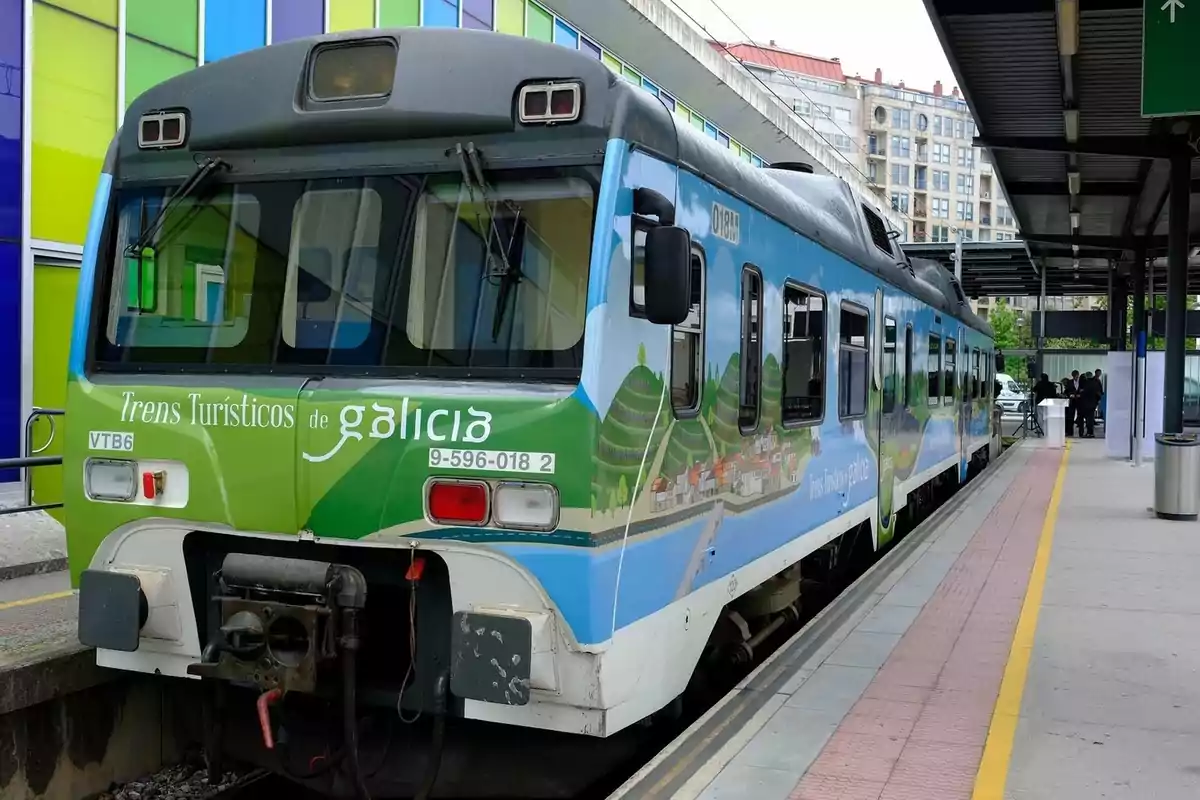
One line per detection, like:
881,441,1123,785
995,372,1027,416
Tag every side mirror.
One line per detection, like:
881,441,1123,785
643,225,691,326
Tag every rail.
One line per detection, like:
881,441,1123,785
0,407,65,517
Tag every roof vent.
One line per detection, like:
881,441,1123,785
770,161,814,174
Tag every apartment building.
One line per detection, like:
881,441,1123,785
714,44,1021,247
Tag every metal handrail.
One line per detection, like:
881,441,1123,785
1,407,65,517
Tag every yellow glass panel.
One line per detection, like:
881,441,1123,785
40,0,118,27
31,263,80,524
32,5,117,245
328,0,376,31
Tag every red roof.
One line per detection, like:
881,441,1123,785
711,41,845,82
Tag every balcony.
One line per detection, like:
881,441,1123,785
913,205,928,219
980,216,991,226
915,151,929,164
914,180,928,192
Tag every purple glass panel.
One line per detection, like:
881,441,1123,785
272,0,324,43
580,37,601,59
0,243,18,480
0,0,22,242
462,0,492,29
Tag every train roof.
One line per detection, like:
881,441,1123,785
116,26,989,337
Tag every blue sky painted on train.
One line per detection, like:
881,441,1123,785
668,0,956,96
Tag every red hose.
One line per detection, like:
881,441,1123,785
256,687,284,749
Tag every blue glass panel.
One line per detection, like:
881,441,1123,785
0,0,21,241
0,243,19,481
553,19,578,49
580,37,601,59
703,122,718,139
751,155,764,167
273,0,323,42
423,0,459,27
205,0,267,62
641,79,659,97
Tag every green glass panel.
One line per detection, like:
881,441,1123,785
31,5,117,244
601,52,621,74
127,0,198,55
379,0,420,26
621,65,642,85
495,0,523,34
126,37,196,110
526,2,552,42
40,0,118,27
328,0,375,31
691,114,706,132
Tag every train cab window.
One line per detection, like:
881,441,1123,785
928,333,941,405
861,204,894,257
838,302,869,419
671,249,706,417
904,324,914,408
944,338,956,402
883,317,897,413
631,224,648,316
739,266,763,432
782,282,825,424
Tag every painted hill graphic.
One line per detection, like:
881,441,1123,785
592,361,669,513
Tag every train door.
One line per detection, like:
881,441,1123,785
957,328,970,480
875,285,899,546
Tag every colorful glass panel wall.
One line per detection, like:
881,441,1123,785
31,1,117,245
273,0,324,43
553,19,577,49
127,0,198,57
379,0,420,26
204,0,267,62
423,0,458,28
526,2,552,41
328,0,375,32
0,0,19,479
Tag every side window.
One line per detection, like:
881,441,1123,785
782,283,826,424
944,338,956,402
670,249,705,416
739,266,763,433
904,324,914,408
928,333,942,405
972,349,980,399
883,317,897,413
630,223,649,317
838,303,870,419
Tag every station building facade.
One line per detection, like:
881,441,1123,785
0,0,803,495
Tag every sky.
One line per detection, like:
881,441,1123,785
666,0,956,94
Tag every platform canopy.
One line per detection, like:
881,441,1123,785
923,0,1200,296
901,241,1041,298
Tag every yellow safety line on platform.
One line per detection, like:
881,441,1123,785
0,589,75,612
972,441,1070,800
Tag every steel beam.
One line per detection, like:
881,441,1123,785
974,135,1187,160
1164,154,1191,434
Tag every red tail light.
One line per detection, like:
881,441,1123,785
427,480,489,526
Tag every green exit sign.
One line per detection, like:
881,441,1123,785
1143,0,1200,117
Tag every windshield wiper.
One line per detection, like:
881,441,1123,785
124,155,229,258
454,142,525,343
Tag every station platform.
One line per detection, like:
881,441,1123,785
615,437,1200,800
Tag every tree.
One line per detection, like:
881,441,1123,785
987,299,1031,374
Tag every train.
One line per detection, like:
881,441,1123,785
66,26,998,798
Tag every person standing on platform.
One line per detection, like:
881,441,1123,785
1033,374,1058,437
1095,367,1106,421
1064,370,1081,436
1078,371,1099,438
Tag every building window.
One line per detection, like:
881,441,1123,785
835,107,853,124
956,201,974,221
815,103,832,119
997,206,1014,226
891,136,911,158
953,119,965,139
933,170,950,192
868,160,881,183
873,105,888,125
793,99,812,116
833,133,854,152
960,228,974,241
883,317,898,413
839,303,870,419
916,113,929,131
956,174,975,196
979,229,992,242
904,324,914,407
671,248,706,417
868,133,883,156
782,283,825,424
892,108,911,129
957,146,974,168
933,198,950,219
928,333,942,405
891,164,910,186
933,142,951,164
739,266,763,433
891,191,910,214
944,338,956,402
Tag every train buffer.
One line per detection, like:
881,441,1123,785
612,437,1200,800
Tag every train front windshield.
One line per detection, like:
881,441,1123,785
95,168,597,375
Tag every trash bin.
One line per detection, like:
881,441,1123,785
1154,433,1200,521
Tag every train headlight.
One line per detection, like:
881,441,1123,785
492,482,559,531
518,81,582,125
85,458,138,502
